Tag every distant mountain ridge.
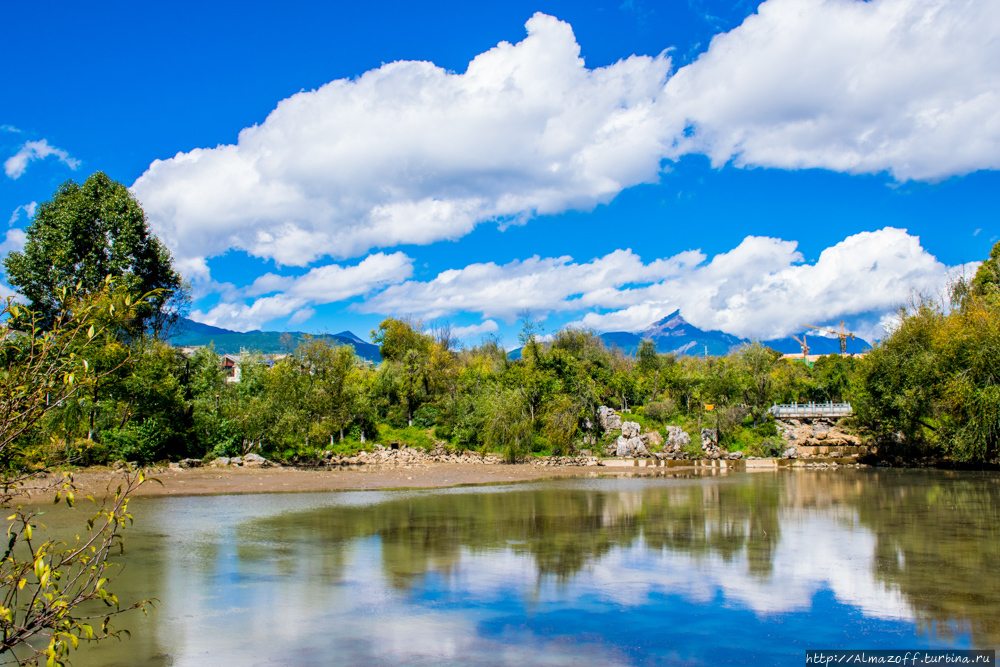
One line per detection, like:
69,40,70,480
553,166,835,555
168,318,381,362
600,310,870,356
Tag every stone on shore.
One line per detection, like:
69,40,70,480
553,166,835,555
598,406,623,431
242,453,272,468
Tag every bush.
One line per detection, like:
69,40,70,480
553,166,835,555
102,419,167,463
744,437,786,458
209,439,242,459
644,399,677,422
412,404,441,428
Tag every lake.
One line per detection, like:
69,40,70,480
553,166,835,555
59,468,999,665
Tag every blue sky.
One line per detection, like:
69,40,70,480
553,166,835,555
2,0,998,346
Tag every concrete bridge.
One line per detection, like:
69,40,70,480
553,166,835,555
768,401,853,419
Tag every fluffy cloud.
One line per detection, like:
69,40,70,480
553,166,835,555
0,228,27,257
359,249,703,321
133,13,672,270
4,140,80,179
584,228,968,339
133,1,1000,280
191,252,413,331
7,202,36,226
359,228,962,340
664,0,1000,181
450,320,500,341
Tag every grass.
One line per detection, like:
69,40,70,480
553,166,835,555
376,424,436,451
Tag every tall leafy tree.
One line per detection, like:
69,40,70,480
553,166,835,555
3,172,185,336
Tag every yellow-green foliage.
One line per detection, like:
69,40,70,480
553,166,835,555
854,248,1000,462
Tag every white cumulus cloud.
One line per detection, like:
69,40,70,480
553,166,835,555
4,140,80,179
450,320,500,340
8,202,37,226
133,13,672,271
359,228,963,340
581,228,963,339
664,0,1000,181
0,228,27,256
191,252,413,331
359,248,703,322
133,1,1000,281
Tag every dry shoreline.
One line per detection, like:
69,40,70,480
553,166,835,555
25,457,870,502
56,463,607,499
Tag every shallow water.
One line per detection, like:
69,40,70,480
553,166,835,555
48,468,1000,665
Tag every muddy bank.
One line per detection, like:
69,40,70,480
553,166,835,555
53,463,603,499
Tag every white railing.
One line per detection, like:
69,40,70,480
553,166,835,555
768,401,853,418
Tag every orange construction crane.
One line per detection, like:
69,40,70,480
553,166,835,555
800,321,856,355
791,333,809,357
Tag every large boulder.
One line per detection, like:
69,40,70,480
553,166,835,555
598,406,623,431
643,430,663,448
178,458,202,469
664,426,690,450
242,453,271,469
621,421,641,438
209,457,231,467
615,436,649,457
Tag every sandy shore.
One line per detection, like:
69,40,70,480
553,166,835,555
48,463,615,499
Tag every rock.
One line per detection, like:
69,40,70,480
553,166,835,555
621,421,641,438
209,457,231,467
700,429,718,447
178,458,203,469
168,462,181,470
781,447,797,459
598,406,623,431
643,430,663,448
615,436,649,457
230,456,243,466
632,439,650,457
242,453,271,469
665,426,691,449
111,460,125,470
579,449,592,457
728,451,744,460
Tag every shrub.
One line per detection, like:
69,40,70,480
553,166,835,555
102,418,167,463
644,399,677,423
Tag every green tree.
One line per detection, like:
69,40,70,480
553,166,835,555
3,172,185,337
735,342,778,427
542,395,581,455
481,388,533,463
970,240,1000,297
0,283,152,664
371,318,433,426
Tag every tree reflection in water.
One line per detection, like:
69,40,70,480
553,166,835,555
238,470,1000,646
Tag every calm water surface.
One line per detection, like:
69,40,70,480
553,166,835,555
58,469,1000,666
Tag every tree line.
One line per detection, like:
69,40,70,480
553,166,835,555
3,174,996,663
3,172,999,473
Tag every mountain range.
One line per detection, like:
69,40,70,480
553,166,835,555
598,310,871,356
169,310,869,363
168,318,382,362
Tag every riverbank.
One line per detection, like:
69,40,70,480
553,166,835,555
54,463,602,499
